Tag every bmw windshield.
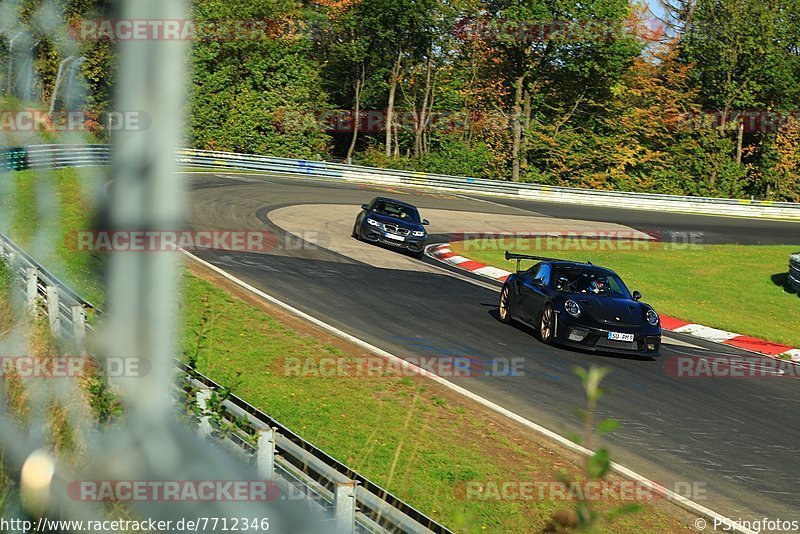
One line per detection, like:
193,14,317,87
553,266,632,299
372,201,420,223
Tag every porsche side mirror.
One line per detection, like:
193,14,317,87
632,290,642,301
361,204,369,210
422,219,430,225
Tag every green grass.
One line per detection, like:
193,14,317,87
0,252,9,336
0,255,8,291
0,452,10,518
0,260,12,467
180,271,689,533
451,239,800,348
1,167,107,305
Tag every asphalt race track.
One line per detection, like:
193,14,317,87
184,171,800,522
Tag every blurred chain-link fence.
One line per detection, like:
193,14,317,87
0,1,334,532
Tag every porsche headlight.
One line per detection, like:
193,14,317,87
565,299,581,318
366,218,380,227
646,309,659,326
412,231,425,237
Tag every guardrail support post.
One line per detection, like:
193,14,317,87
71,305,86,353
46,285,60,335
49,56,75,117
196,389,213,436
333,480,357,534
26,267,38,313
256,427,277,480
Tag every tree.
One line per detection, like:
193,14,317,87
188,0,331,157
474,0,642,180
682,0,800,167
756,118,800,201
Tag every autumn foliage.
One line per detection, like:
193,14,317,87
36,0,800,201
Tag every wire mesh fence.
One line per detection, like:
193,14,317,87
0,1,333,532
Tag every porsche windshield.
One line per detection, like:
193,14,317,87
373,201,420,223
553,266,631,299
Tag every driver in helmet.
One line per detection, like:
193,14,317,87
589,278,607,294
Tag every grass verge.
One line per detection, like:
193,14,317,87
181,261,695,532
2,167,106,306
450,239,800,348
0,256,10,516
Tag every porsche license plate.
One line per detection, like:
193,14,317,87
608,332,634,342
385,233,405,241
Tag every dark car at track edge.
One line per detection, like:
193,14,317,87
352,197,430,258
498,251,661,357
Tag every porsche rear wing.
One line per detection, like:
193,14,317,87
504,250,590,272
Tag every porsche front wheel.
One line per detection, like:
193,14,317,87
499,285,512,324
539,304,554,344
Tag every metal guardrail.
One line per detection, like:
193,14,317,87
23,143,111,169
12,144,800,219
174,148,800,220
1,146,28,171
790,253,800,293
0,235,93,345
0,231,449,534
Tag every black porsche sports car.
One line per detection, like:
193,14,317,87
352,197,429,258
498,251,661,356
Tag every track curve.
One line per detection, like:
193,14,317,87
185,171,800,522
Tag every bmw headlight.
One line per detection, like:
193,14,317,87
412,231,425,237
646,309,659,326
565,299,581,318
366,218,380,227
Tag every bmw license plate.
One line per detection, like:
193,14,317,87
608,332,634,342
385,233,405,241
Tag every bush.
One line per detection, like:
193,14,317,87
355,138,494,178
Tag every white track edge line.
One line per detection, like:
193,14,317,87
181,248,754,534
